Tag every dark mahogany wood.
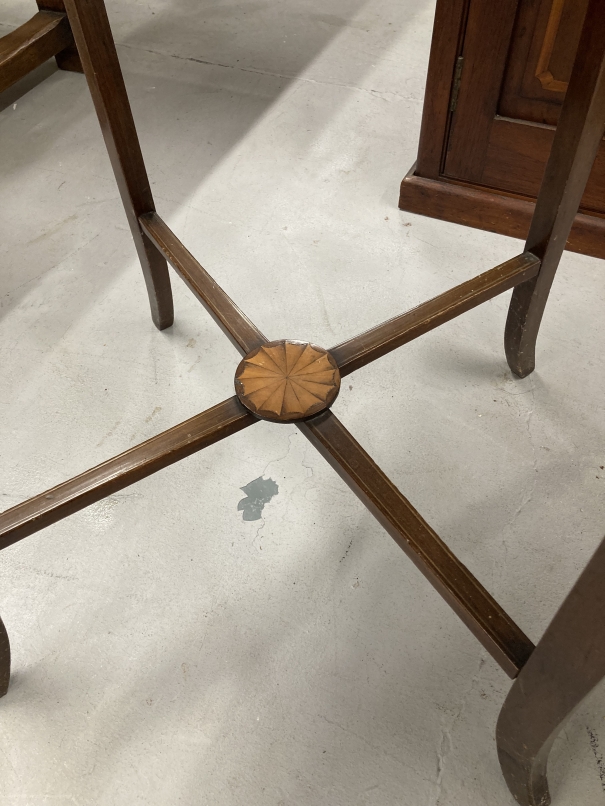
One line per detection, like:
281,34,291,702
505,0,605,378
330,253,540,377
497,534,605,806
399,166,605,260
139,212,266,355
399,0,605,262
444,0,519,184
2,0,603,800
414,0,468,179
479,117,605,212
0,397,256,552
62,0,174,331
0,616,9,699
399,177,605,261
498,0,590,126
298,411,534,678
36,0,82,73
0,11,73,93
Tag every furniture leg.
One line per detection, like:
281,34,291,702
504,0,605,378
62,0,174,330
36,0,83,73
0,615,10,698
139,213,267,354
496,534,605,805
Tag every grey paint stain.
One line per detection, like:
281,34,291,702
238,477,279,521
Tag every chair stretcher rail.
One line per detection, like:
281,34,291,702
331,252,541,376
0,11,73,93
298,411,535,677
140,212,267,355
0,397,256,551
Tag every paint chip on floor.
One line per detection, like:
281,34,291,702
237,477,279,521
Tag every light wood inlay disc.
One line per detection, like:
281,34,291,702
234,340,341,422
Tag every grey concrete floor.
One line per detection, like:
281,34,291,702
1,1,605,804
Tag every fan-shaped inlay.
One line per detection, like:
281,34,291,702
234,340,341,422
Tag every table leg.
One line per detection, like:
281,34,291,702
497,535,605,805
36,1,83,73
0,616,10,698
504,0,605,378
62,0,174,330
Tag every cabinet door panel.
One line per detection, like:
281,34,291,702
444,0,605,214
443,0,518,182
481,119,605,212
499,0,589,124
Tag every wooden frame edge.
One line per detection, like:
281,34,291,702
398,165,605,260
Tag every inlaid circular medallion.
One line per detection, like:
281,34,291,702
234,340,341,422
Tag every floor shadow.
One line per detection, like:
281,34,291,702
0,0,427,321
0,59,59,114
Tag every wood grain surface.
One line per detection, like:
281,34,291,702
235,341,341,422
0,11,73,93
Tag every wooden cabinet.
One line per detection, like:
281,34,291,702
399,0,605,258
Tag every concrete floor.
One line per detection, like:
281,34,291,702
1,0,605,803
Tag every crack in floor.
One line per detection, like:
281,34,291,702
430,655,486,806
118,43,418,101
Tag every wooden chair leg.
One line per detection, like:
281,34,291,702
0,615,10,698
62,0,174,330
504,0,605,378
496,535,605,805
36,0,83,73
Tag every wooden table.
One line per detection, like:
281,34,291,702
2,1,605,803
